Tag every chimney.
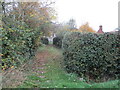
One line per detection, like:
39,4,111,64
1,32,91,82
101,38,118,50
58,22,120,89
97,25,104,33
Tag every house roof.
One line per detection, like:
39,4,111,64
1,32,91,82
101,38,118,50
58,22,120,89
97,25,104,33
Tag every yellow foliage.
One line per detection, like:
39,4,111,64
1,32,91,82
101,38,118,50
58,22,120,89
79,22,96,33
11,66,14,69
0,54,3,56
65,22,95,33
11,2,55,28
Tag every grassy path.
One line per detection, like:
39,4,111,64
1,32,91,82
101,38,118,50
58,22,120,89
18,45,119,88
18,45,90,88
2,45,119,88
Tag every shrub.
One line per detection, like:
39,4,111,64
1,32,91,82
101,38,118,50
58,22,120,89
53,30,70,48
41,37,49,45
1,27,41,70
62,32,120,82
53,37,62,48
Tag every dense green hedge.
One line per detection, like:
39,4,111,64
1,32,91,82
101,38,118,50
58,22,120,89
62,32,120,82
41,37,49,45
53,30,70,48
1,27,41,70
53,37,62,48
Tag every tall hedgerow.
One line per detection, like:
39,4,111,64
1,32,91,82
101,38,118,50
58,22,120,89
62,32,119,82
1,1,55,70
1,26,41,69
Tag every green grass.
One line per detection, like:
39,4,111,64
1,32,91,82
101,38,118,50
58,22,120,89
90,80,119,88
18,45,119,88
39,47,90,88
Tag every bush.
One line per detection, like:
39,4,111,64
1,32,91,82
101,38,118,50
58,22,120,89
53,37,62,48
62,32,120,82
41,37,49,45
1,27,41,70
53,30,70,48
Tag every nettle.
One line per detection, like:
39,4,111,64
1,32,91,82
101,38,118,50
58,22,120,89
62,32,119,82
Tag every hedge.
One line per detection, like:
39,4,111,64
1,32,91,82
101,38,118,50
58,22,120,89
53,37,62,48
53,30,70,48
1,27,41,70
62,32,120,82
41,37,49,45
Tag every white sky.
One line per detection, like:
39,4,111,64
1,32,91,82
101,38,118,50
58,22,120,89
55,0,119,32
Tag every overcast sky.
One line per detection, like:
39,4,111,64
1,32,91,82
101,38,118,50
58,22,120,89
55,0,119,32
